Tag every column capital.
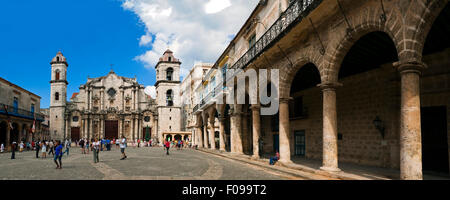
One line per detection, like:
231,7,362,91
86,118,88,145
393,60,427,75
317,82,343,90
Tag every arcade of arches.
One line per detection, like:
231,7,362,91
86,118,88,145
191,1,450,180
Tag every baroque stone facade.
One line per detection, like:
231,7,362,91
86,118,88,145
49,52,158,142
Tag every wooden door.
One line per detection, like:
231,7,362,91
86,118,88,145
71,127,80,142
105,120,118,140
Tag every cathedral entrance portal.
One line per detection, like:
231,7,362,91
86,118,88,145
105,120,118,140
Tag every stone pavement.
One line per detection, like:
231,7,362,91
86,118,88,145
197,149,450,180
0,146,305,180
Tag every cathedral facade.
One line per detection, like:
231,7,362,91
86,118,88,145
49,50,185,143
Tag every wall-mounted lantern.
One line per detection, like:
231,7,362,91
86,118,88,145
373,116,385,139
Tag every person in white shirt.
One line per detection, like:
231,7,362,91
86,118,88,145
1,143,4,153
120,136,127,160
93,139,100,163
19,141,24,152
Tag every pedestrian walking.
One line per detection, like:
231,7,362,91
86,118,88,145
54,141,63,169
165,140,170,155
93,138,100,163
1,143,4,153
85,139,90,154
11,142,16,159
120,136,127,160
35,141,40,158
19,141,24,152
41,141,47,158
64,139,70,157
79,139,85,154
48,140,54,155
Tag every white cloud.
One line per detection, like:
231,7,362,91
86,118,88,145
144,86,156,99
139,34,152,46
205,0,232,14
122,0,259,79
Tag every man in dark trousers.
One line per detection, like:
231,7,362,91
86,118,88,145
11,141,16,159
35,140,40,158
165,140,170,155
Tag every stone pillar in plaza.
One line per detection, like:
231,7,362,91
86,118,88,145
278,98,292,164
319,82,341,172
394,61,426,180
218,115,226,151
209,117,216,150
251,105,261,159
230,108,243,154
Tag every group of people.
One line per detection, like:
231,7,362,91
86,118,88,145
5,139,71,160
76,136,128,163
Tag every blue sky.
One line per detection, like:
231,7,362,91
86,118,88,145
0,0,258,109
0,0,153,108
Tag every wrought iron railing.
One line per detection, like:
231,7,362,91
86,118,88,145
0,103,45,121
193,0,322,113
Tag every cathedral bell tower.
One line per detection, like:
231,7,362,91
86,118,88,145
49,51,68,140
155,49,181,142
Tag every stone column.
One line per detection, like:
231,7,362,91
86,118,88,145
242,112,249,154
319,82,341,172
209,118,216,150
88,117,92,140
230,110,243,154
203,116,209,148
100,89,104,110
100,118,104,139
395,61,426,180
218,116,226,151
251,105,261,159
279,98,292,164
196,125,203,147
132,117,136,141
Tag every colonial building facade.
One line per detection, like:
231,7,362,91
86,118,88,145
0,77,45,150
190,0,450,180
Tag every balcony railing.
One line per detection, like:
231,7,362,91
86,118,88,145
193,0,322,113
0,103,45,121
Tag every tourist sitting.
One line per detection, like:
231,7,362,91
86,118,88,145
269,151,280,165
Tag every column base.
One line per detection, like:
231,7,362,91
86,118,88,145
251,155,260,160
279,159,294,165
320,166,341,172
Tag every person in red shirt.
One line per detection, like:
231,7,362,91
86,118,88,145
165,140,170,155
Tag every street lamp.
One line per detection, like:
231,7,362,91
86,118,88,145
373,116,385,139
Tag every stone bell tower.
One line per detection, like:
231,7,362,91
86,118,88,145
155,49,181,142
49,51,68,140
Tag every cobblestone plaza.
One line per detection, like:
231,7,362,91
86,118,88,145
0,147,302,180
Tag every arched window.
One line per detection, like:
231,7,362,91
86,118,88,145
56,57,60,62
166,90,173,106
55,71,60,81
168,57,172,62
55,92,60,101
166,68,173,81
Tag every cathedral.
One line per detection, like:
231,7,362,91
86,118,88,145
49,50,188,143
